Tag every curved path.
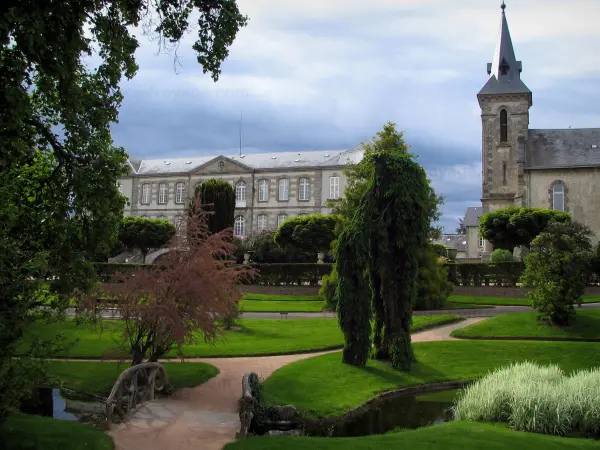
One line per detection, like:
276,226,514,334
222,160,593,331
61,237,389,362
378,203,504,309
107,317,486,450
243,302,600,320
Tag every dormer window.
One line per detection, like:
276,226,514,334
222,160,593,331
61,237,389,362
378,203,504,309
499,58,509,76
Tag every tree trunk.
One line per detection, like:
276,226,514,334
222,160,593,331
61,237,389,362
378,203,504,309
131,345,145,366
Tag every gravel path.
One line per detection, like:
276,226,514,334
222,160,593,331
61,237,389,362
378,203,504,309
107,317,486,450
242,302,600,320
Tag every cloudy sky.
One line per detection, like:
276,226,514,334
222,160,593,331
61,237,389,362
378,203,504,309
112,0,600,233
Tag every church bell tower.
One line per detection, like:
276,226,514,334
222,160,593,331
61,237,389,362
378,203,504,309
478,2,532,216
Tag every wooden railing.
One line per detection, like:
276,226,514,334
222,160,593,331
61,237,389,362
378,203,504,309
105,362,168,427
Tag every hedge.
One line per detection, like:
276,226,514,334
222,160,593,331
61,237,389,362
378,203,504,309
249,263,333,286
446,262,525,287
92,261,598,288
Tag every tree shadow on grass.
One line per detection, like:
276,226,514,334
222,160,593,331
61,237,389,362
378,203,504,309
360,359,450,387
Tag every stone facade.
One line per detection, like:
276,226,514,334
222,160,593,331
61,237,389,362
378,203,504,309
465,5,600,252
119,149,361,237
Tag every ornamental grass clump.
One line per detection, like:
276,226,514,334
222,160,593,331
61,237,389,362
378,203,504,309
452,362,600,437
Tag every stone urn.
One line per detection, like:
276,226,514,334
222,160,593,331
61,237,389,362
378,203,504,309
317,252,325,264
446,247,458,261
243,253,251,265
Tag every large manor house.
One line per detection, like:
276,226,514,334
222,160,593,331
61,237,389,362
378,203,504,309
118,4,600,250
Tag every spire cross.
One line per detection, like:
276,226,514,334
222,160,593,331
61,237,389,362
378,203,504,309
501,1,506,12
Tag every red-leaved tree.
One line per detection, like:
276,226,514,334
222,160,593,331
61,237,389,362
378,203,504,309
90,193,254,365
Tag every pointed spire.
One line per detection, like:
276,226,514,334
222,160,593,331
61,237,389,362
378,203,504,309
479,2,531,97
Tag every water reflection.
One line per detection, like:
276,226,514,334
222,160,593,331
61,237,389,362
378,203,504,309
20,388,79,421
310,389,457,437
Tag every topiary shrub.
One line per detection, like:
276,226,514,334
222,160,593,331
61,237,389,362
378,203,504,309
273,214,339,255
490,249,514,263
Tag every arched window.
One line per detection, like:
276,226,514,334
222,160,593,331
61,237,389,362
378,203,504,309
298,177,310,201
141,183,151,204
234,215,245,237
500,109,508,142
257,214,268,232
278,178,289,201
158,182,168,204
552,183,565,212
277,214,287,227
258,179,269,202
236,181,247,202
175,182,186,204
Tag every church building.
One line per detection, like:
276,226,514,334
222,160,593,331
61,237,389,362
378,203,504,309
465,2,600,259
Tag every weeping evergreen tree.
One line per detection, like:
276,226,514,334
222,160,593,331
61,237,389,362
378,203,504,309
336,147,431,371
194,179,236,234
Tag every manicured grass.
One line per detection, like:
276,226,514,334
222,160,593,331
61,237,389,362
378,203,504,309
451,310,600,341
20,315,460,359
46,361,219,396
223,421,599,450
263,340,600,417
448,295,600,307
240,300,325,312
1,413,114,450
243,293,321,301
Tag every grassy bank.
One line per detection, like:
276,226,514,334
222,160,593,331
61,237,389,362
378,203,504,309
46,361,219,396
263,340,600,417
451,310,600,341
223,421,599,450
20,315,460,359
1,413,114,450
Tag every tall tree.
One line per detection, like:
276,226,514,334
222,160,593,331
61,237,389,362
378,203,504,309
334,122,443,239
336,125,431,371
479,207,571,251
119,217,176,263
194,179,236,234
0,0,246,420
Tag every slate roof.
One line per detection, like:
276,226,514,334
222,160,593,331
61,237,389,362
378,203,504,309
478,4,531,97
526,129,600,169
130,147,364,175
464,207,484,227
435,235,467,252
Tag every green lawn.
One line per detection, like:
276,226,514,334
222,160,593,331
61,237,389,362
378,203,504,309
451,310,600,341
224,421,599,450
240,300,325,312
448,295,600,307
46,361,219,396
20,315,460,359
263,340,600,417
243,293,321,301
1,413,114,450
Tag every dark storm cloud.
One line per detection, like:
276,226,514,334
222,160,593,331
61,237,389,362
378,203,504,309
111,0,600,231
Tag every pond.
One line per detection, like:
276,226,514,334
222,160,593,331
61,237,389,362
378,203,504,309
19,388,101,422
308,388,459,437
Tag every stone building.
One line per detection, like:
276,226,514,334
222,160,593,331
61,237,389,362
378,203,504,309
467,3,600,256
117,146,364,238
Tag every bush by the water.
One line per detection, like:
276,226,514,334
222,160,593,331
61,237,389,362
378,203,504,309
453,361,600,437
